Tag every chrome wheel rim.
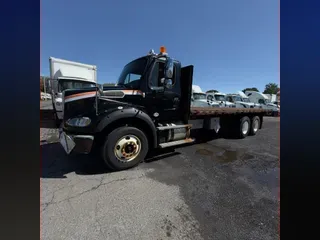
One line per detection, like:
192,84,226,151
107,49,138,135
242,121,249,135
253,119,259,132
114,135,141,162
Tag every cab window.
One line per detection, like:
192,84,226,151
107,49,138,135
117,58,146,89
207,95,214,101
149,61,175,88
226,96,233,102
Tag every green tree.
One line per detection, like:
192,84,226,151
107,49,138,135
242,87,259,93
263,83,279,94
206,89,219,93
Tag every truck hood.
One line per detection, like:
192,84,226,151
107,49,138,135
267,103,278,107
225,101,234,105
192,100,219,108
239,101,255,106
202,99,220,106
219,101,235,107
62,85,138,126
102,85,126,90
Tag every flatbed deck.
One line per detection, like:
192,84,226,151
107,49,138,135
190,107,270,117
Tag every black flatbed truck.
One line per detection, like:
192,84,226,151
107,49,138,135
59,47,271,171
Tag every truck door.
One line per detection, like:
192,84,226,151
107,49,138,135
144,60,181,121
180,66,193,122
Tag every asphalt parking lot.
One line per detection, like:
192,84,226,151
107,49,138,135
40,103,279,240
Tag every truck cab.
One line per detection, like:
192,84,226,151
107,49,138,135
225,91,261,109
245,91,279,114
207,92,236,108
100,51,192,123
191,85,220,107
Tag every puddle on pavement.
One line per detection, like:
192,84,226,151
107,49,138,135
195,143,254,163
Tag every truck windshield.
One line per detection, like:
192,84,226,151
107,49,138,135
233,96,242,102
58,80,96,92
117,58,147,89
193,93,206,100
258,99,266,104
215,95,226,101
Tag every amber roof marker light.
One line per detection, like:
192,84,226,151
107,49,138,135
159,46,168,56
160,46,166,53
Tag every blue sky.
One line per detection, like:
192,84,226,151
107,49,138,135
41,0,278,93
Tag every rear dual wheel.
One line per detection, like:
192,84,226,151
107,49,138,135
238,116,260,138
249,116,260,136
238,116,251,139
101,126,148,171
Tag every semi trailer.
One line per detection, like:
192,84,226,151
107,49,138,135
59,47,271,171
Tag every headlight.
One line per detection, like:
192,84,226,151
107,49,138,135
66,117,91,127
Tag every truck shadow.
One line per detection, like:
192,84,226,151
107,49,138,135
40,109,56,129
40,142,181,178
40,129,241,178
191,129,240,142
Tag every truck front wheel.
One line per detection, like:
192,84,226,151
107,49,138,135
101,126,149,171
238,116,251,139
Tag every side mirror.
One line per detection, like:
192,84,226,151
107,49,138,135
164,57,174,79
164,79,173,89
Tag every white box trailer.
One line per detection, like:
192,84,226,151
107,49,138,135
49,57,97,124
49,57,97,83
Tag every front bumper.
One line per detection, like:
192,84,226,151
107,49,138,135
59,130,94,154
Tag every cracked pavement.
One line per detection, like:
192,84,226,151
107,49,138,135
40,109,279,240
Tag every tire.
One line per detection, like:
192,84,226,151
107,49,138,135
249,116,260,136
101,126,149,171
238,116,251,139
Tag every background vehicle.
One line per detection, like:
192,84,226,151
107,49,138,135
49,57,97,124
59,47,271,171
265,94,277,103
272,101,280,108
237,91,261,108
40,92,52,100
191,85,220,107
207,92,236,108
245,91,279,116
226,91,260,108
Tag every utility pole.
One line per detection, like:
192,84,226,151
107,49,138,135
43,77,46,94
